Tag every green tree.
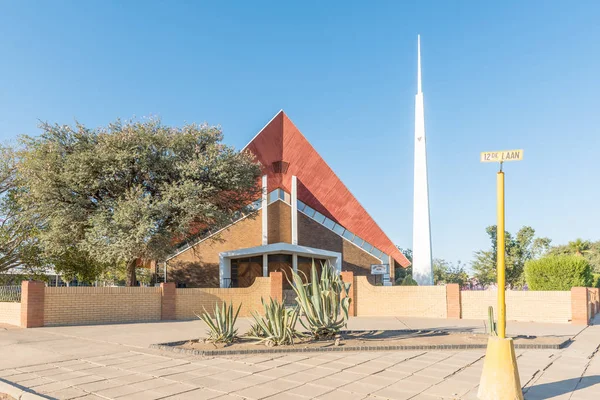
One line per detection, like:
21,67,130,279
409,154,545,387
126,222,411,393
395,247,413,284
548,239,600,273
433,259,469,286
568,239,592,257
17,118,261,286
0,145,45,274
471,226,551,289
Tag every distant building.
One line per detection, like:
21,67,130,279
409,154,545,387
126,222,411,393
165,111,411,288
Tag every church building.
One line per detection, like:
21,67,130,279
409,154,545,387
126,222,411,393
165,111,410,288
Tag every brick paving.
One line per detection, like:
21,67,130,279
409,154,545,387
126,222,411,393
0,317,598,399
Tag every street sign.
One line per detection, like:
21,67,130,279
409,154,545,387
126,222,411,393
480,149,523,163
370,264,389,275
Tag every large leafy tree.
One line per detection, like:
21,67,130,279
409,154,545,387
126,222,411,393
17,119,261,286
471,226,551,288
0,145,45,274
548,239,600,273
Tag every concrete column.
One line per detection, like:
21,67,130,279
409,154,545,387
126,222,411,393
21,281,45,328
291,175,298,245
292,253,298,274
261,175,268,245
263,254,268,277
446,284,461,319
160,282,176,320
219,254,231,288
341,271,355,317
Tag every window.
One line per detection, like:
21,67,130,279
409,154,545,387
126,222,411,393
332,223,345,236
361,241,373,252
303,204,316,218
380,253,389,262
278,189,285,201
313,211,326,224
323,217,335,230
268,190,279,203
342,230,354,241
297,200,306,211
352,236,364,247
371,248,383,259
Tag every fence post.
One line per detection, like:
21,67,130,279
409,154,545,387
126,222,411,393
160,282,176,320
21,281,45,328
341,271,355,317
446,284,461,319
270,271,283,302
571,287,589,325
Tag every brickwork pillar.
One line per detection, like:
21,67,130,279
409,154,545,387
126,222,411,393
571,287,589,325
270,271,283,303
160,282,176,320
341,271,355,317
446,284,461,319
21,281,45,328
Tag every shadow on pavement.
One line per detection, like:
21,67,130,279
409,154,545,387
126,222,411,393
0,378,55,399
525,375,600,398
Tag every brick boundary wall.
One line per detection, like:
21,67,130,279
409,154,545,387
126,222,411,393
461,289,573,323
175,275,275,320
7,278,597,328
0,302,21,327
354,276,448,318
44,286,162,326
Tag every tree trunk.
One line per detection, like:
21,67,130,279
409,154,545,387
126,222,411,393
126,259,137,287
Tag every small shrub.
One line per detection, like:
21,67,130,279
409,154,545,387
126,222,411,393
247,297,303,346
524,255,593,290
400,275,418,286
196,301,241,344
289,261,351,339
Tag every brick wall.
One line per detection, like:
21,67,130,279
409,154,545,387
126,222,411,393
0,302,21,326
167,211,262,287
355,276,447,318
44,287,162,326
461,290,572,323
175,277,271,319
268,201,291,244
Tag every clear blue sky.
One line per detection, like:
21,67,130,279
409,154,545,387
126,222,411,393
1,1,599,267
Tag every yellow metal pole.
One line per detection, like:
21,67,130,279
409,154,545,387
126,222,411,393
497,168,506,339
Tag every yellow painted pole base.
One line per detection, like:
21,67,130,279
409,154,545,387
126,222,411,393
478,337,523,400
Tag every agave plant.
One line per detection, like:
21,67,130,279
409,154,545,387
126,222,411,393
289,261,351,339
196,301,241,344
247,297,303,346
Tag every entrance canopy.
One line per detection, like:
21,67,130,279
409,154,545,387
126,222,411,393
219,242,342,288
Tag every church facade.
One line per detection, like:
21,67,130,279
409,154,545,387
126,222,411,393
165,111,410,288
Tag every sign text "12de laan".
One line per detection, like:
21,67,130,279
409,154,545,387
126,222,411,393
480,149,524,163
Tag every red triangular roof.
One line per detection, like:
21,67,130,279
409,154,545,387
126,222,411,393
244,111,410,268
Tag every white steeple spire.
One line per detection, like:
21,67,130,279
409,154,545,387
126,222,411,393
417,34,422,94
412,35,433,286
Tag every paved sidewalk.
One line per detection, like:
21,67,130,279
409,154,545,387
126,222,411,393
0,317,598,399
